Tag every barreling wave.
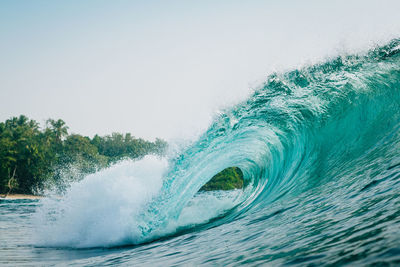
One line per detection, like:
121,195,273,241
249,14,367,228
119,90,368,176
35,38,400,255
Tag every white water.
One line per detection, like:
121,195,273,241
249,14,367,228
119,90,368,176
33,155,242,248
34,156,167,248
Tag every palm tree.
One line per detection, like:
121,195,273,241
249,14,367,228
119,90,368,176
46,119,69,143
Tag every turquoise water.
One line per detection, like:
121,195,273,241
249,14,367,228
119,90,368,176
2,39,400,266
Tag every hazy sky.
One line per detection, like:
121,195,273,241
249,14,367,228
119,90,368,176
1,0,399,140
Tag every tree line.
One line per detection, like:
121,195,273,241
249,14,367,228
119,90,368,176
0,115,167,195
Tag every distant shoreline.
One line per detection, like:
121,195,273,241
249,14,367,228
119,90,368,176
0,194,43,199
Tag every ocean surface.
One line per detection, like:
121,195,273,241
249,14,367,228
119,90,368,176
1,39,400,266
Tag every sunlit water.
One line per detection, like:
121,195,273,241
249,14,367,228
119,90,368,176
1,39,400,266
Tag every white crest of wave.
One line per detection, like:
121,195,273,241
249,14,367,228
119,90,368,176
34,155,167,248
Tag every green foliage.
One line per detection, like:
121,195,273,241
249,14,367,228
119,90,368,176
46,119,68,144
0,115,242,195
199,167,244,191
0,115,168,194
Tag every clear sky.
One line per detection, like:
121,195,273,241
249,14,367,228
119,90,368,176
1,0,399,140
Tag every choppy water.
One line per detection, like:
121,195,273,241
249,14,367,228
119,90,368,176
2,39,400,266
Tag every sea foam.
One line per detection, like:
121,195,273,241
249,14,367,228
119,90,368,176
34,156,167,248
